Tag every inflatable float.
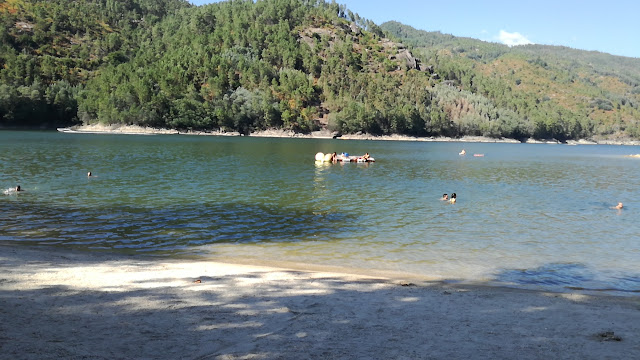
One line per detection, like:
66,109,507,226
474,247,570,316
314,152,375,163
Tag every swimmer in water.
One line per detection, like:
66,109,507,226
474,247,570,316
4,185,22,195
440,193,449,201
459,149,466,156
613,202,623,210
449,193,457,204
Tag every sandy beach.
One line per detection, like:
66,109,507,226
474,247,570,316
56,124,522,143
56,124,640,146
58,124,522,143
1,245,639,359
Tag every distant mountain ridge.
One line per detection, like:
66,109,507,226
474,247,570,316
1,0,638,141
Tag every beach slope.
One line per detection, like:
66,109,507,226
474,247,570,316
1,245,638,359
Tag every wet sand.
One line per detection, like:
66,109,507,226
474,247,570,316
1,244,639,359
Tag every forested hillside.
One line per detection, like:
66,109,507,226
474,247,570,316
1,0,639,141
0,0,192,127
381,21,640,141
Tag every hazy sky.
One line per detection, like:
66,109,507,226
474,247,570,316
188,0,640,58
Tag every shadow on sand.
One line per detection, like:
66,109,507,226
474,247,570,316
1,246,639,359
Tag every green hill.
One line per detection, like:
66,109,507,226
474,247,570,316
1,0,639,141
381,21,640,141
0,0,192,127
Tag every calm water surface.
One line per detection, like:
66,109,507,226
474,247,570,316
2,131,640,295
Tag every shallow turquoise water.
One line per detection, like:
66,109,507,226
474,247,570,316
2,131,640,294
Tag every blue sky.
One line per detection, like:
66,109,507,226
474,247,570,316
188,0,640,58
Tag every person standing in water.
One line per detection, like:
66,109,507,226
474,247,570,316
449,193,457,204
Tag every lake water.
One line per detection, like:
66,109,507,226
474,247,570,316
2,131,640,295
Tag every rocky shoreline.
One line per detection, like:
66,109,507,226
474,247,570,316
57,124,640,146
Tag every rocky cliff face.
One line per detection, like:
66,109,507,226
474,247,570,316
300,21,427,72
381,39,425,71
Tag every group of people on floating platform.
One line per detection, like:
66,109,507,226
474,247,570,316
315,152,374,163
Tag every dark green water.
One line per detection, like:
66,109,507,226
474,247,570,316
2,131,640,294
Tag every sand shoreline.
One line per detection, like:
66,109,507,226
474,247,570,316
1,244,639,359
57,124,640,146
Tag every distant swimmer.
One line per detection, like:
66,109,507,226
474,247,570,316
3,185,23,195
459,149,466,156
449,193,457,204
440,193,449,201
87,171,98,177
613,202,623,210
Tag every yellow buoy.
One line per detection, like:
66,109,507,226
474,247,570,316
315,152,325,161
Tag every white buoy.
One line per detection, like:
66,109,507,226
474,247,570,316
315,152,325,161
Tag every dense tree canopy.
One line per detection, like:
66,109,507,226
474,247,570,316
1,0,639,141
381,21,640,140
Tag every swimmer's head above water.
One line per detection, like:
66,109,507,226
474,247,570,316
3,185,22,195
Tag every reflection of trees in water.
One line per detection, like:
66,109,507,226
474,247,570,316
0,199,362,251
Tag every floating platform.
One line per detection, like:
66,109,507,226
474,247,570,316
315,152,375,163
